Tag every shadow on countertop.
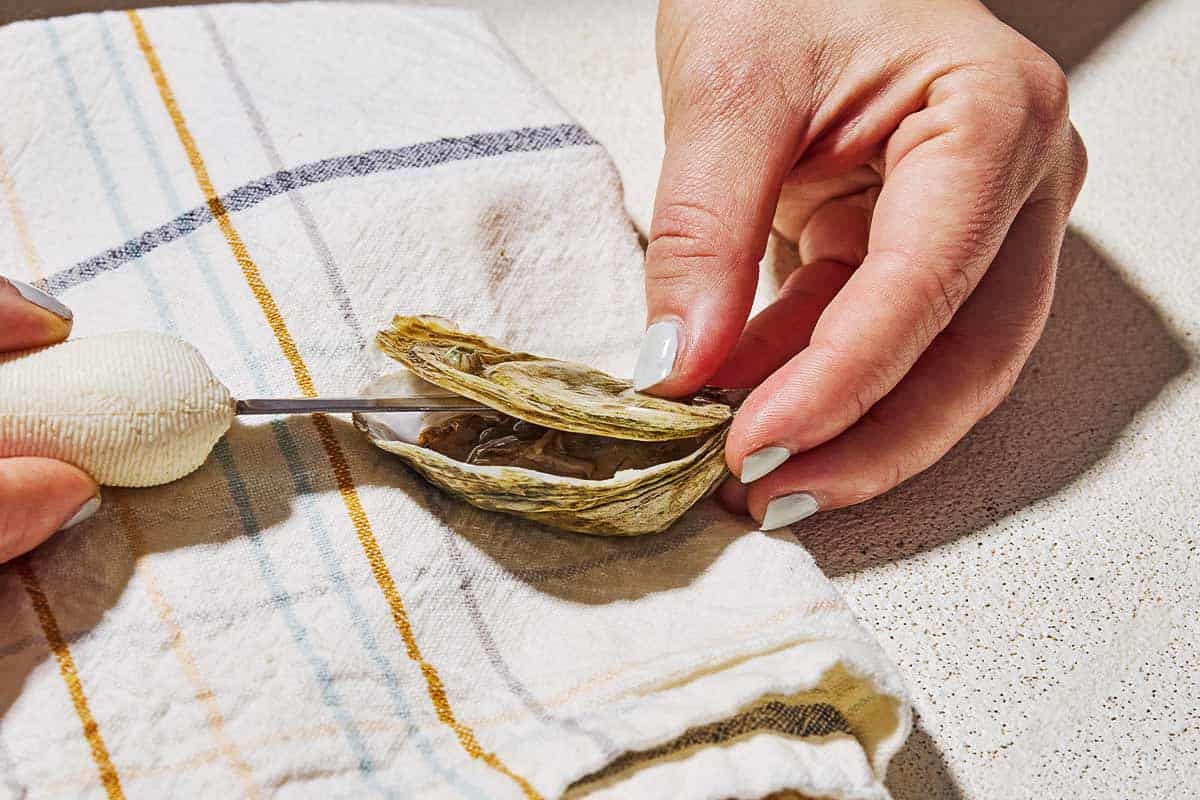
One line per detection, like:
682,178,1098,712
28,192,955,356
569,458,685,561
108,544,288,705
984,0,1152,71
887,716,965,800
799,228,1190,578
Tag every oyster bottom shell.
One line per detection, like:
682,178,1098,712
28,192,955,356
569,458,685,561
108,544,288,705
353,316,735,536
357,407,729,536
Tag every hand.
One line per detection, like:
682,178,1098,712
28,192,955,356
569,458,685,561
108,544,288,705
633,0,1087,529
0,277,99,563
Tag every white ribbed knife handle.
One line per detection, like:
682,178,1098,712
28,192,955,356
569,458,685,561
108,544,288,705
0,332,235,487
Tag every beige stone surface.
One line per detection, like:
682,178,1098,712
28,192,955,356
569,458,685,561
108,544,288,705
6,1,1198,797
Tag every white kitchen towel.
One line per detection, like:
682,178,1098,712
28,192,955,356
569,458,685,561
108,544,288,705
0,4,911,798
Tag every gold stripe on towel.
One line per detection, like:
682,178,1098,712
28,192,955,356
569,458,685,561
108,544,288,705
16,560,125,799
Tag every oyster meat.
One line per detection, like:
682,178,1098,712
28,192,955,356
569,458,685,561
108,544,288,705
354,316,737,536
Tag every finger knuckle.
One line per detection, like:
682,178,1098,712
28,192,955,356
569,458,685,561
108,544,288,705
843,442,907,504
647,201,746,294
939,82,1024,152
1031,125,1088,214
831,349,897,429
924,264,973,333
651,199,731,246
1017,53,1072,132
649,201,737,261
850,380,883,425
642,251,715,297
988,53,1071,140
881,250,972,345
946,52,1071,149
914,99,969,155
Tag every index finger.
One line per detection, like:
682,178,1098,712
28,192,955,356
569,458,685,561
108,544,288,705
0,276,73,351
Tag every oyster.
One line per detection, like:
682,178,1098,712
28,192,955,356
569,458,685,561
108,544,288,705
353,316,737,536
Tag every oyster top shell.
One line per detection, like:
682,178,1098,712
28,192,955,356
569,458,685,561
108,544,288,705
375,315,732,441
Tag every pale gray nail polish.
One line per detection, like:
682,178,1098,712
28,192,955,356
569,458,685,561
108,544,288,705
57,495,100,532
632,320,680,391
740,446,790,483
6,277,72,321
760,492,819,531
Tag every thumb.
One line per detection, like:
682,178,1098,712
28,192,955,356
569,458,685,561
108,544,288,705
0,458,100,563
633,79,798,395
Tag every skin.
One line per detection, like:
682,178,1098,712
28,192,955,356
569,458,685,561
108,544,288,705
642,0,1087,522
0,278,98,563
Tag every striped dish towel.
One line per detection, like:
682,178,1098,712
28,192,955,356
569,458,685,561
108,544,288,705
0,4,911,798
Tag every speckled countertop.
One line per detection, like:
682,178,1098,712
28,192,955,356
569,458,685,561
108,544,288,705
7,0,1198,797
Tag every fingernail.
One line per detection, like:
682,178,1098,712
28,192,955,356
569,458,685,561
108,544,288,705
5,277,72,321
58,494,100,532
632,320,680,391
760,492,819,531
740,446,790,483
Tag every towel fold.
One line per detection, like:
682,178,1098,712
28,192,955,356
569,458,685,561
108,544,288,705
0,4,910,797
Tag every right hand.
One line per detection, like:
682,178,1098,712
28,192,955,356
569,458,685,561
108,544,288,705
637,0,1085,529
0,276,99,563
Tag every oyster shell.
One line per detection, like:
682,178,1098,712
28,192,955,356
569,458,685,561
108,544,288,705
354,316,736,536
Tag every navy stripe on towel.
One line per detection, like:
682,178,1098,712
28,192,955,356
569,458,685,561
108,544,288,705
41,123,596,295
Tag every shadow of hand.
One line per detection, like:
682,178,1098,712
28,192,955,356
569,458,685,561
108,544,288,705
984,0,1151,70
795,229,1189,576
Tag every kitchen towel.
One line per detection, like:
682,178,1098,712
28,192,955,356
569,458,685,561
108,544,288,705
0,4,910,798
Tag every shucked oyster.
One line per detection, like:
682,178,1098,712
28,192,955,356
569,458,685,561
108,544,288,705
353,316,737,536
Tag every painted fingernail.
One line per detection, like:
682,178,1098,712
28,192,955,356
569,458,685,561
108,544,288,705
740,446,790,483
760,492,819,531
4,276,72,321
632,320,680,391
58,494,100,532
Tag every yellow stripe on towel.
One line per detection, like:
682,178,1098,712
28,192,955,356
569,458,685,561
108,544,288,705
16,560,125,800
0,146,45,282
126,11,540,798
